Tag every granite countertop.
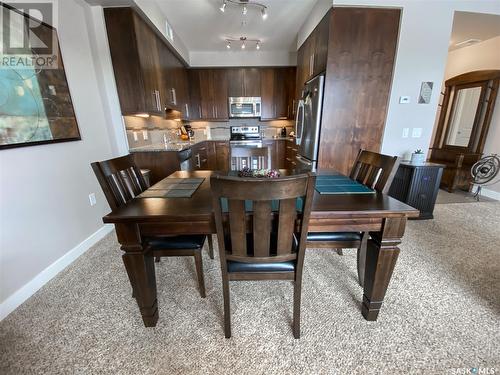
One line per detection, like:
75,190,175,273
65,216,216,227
128,136,295,153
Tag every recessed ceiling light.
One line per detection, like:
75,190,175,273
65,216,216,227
256,41,260,50
242,4,247,15
261,8,267,20
226,41,231,49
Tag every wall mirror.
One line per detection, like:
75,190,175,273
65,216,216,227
434,70,499,154
429,70,499,192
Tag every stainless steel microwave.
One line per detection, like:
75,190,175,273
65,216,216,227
228,97,261,118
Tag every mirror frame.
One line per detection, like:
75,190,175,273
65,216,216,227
433,70,500,154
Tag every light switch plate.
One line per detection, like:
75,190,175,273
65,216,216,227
412,128,423,138
402,128,409,138
399,96,410,104
133,132,138,141
88,193,96,206
142,130,148,140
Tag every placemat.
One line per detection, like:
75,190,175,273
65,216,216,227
138,178,205,198
315,175,375,195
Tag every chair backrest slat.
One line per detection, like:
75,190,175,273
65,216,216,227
91,155,148,210
277,199,297,255
228,199,247,256
253,200,272,257
211,173,315,263
349,149,400,193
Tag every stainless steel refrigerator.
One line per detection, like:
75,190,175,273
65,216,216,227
294,74,325,172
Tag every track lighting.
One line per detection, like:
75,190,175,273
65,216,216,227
225,36,261,51
219,1,268,19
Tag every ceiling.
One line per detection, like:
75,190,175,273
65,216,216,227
449,11,500,50
155,0,318,52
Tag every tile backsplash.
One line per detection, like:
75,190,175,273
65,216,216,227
125,115,294,149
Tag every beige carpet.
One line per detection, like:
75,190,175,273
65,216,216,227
1,202,499,374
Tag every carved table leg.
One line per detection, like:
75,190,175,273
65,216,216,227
362,217,406,321
115,223,158,327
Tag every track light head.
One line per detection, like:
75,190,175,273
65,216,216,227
220,1,226,12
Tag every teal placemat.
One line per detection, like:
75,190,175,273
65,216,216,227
315,175,374,195
138,178,205,198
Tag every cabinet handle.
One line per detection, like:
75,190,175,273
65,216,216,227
287,105,290,118
195,153,201,168
212,106,215,118
274,103,276,118
198,105,202,118
215,106,218,118
185,103,190,118
152,91,158,111
170,88,177,105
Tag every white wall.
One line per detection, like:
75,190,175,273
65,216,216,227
443,36,500,193
296,0,332,49
297,0,500,160
134,0,190,64
0,0,116,313
189,50,297,67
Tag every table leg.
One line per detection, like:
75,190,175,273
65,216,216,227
362,217,406,321
115,223,158,327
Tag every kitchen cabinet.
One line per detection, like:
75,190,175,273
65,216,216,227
227,68,261,97
296,11,330,94
190,69,229,121
191,141,209,170
132,151,180,185
261,68,296,120
214,141,230,170
104,8,162,114
104,7,189,117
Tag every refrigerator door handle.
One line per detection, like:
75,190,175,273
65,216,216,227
296,154,312,166
295,100,305,146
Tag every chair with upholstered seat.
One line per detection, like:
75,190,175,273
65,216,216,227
211,172,316,339
91,154,211,298
307,149,400,286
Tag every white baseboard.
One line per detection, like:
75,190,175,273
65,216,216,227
480,187,500,201
0,225,114,321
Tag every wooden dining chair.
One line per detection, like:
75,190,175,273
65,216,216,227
211,172,316,339
91,154,212,298
307,149,400,286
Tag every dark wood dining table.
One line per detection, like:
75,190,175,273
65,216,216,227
103,170,419,327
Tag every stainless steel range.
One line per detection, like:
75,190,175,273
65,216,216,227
229,126,262,147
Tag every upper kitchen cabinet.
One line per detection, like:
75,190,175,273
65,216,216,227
104,8,159,114
261,67,296,120
227,68,261,97
104,7,189,116
296,11,330,93
189,69,229,121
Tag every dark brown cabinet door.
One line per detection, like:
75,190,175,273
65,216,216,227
133,14,162,114
215,141,230,171
198,69,215,119
227,68,245,97
313,12,330,77
243,68,261,97
213,69,228,120
187,69,202,120
260,68,275,120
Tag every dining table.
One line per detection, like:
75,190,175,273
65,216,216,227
102,169,419,327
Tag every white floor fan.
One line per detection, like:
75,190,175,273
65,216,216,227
471,154,500,200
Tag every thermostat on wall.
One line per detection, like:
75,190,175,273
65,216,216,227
399,96,411,104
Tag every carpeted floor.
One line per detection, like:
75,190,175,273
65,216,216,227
1,202,499,374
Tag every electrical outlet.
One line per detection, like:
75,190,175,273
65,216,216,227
402,128,409,138
88,193,96,206
133,132,138,141
412,128,422,138
399,96,410,104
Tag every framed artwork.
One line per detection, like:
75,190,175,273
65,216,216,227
0,3,81,150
